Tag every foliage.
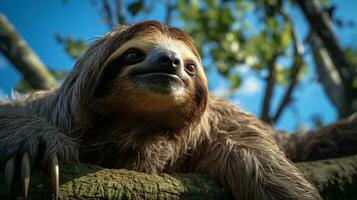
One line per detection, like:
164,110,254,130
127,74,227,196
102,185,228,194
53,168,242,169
344,47,357,69
55,34,88,60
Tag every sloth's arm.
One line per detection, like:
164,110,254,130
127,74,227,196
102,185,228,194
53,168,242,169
0,105,78,199
194,134,321,200
191,101,321,200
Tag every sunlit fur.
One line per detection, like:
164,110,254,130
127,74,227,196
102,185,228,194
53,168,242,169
0,21,321,199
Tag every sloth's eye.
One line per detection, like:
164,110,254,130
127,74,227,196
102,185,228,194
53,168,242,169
124,48,144,62
126,52,138,61
185,63,196,75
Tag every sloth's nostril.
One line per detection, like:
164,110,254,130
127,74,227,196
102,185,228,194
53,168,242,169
173,58,180,66
159,56,171,65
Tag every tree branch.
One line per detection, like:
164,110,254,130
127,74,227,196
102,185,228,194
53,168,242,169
102,0,115,30
1,154,357,199
296,0,357,105
275,113,357,162
0,13,57,90
296,0,354,83
308,32,348,116
273,8,304,123
298,154,357,199
164,0,176,26
261,53,279,123
0,163,232,199
114,0,126,25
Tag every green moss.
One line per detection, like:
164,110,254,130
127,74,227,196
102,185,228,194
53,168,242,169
1,155,357,199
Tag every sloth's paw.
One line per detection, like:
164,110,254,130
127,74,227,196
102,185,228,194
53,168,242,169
4,153,59,200
1,134,78,200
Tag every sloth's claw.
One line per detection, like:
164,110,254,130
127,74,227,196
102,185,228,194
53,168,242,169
50,154,59,200
4,157,16,194
21,152,31,200
4,155,31,199
3,153,61,199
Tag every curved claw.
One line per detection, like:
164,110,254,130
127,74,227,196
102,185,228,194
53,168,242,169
21,152,31,200
50,154,59,200
4,157,16,194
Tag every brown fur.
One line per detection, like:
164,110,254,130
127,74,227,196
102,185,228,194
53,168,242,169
0,21,321,199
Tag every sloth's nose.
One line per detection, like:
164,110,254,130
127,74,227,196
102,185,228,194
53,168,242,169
157,51,181,68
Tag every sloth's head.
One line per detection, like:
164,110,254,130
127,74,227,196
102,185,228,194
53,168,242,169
65,21,208,128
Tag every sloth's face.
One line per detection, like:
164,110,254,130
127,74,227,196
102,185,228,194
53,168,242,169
108,33,202,95
94,27,207,121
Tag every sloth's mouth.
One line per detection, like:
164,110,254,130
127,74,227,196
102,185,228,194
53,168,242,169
130,67,184,83
133,72,182,82
129,67,185,93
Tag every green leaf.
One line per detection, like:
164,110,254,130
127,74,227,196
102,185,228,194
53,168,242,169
230,75,242,89
55,35,88,60
298,63,308,80
220,8,234,25
344,47,357,68
236,1,254,11
352,79,357,89
65,39,88,60
280,24,292,48
267,17,278,31
217,60,229,76
320,0,330,5
276,66,290,85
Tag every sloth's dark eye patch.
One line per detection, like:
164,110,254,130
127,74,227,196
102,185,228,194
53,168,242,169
94,48,146,96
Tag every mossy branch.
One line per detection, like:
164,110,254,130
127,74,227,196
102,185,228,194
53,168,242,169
0,155,357,199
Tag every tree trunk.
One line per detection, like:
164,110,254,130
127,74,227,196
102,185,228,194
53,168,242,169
0,13,57,90
307,32,348,115
296,0,357,117
296,0,355,85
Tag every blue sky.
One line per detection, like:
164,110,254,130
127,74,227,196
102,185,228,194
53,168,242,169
0,0,356,131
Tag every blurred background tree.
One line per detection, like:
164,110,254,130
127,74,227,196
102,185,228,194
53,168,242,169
0,0,356,131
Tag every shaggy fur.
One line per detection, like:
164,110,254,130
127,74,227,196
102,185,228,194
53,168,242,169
0,21,321,199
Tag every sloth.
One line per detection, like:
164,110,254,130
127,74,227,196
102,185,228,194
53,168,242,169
0,21,321,199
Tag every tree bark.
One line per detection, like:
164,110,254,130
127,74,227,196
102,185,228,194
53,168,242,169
0,163,232,200
298,155,357,199
0,155,356,199
296,0,355,85
0,13,57,90
275,113,357,162
261,53,279,123
308,32,348,116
